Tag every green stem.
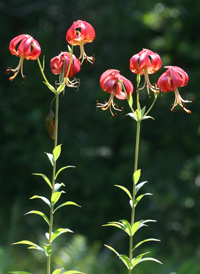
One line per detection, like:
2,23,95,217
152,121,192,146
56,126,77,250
47,93,59,274
128,89,141,274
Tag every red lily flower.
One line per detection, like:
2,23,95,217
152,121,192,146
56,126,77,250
97,69,134,116
50,51,81,88
157,66,191,113
66,20,95,64
129,48,162,95
6,34,41,81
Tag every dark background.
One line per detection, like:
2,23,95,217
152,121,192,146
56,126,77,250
1,0,200,273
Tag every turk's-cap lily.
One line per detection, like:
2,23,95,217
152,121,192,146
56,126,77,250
157,66,191,113
97,69,134,117
66,20,95,64
6,34,41,81
130,48,162,95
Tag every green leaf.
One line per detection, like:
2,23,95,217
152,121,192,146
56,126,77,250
54,183,65,192
45,152,54,166
43,81,56,93
135,181,148,194
127,112,138,121
57,83,65,94
120,219,132,235
104,244,119,256
12,240,44,252
133,257,162,267
133,238,160,251
127,93,133,108
55,165,75,180
134,193,152,207
53,144,62,162
119,254,132,269
43,243,52,256
54,201,81,213
32,173,52,188
9,271,32,274
131,252,149,269
115,185,132,200
30,195,51,207
133,169,141,185
131,221,142,236
103,221,122,230
140,106,146,116
25,210,50,226
51,228,73,243
142,115,154,120
51,191,63,206
135,109,141,121
52,269,63,274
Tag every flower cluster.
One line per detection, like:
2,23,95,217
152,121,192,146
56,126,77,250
98,48,191,115
6,20,95,88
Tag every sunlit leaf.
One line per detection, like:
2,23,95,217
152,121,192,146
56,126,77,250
54,183,65,192
25,210,50,226
32,173,52,188
120,219,132,235
51,228,73,243
134,257,162,267
127,112,138,121
134,193,152,207
43,81,56,93
133,238,160,251
51,191,62,206
54,201,81,213
45,152,54,166
53,144,62,162
135,181,148,194
43,243,52,256
115,185,132,200
55,166,75,180
104,244,119,256
30,195,51,207
12,240,44,253
131,252,149,269
119,254,131,269
131,221,142,236
133,169,141,185
52,269,63,274
103,221,123,230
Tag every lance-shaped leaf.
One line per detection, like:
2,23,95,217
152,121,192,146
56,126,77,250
51,228,73,243
55,166,75,180
43,81,56,94
133,256,162,268
131,252,149,269
52,269,63,274
12,240,44,253
54,201,81,213
30,195,51,207
133,238,160,251
54,183,65,192
120,220,132,236
115,185,132,200
32,173,52,188
45,152,54,166
25,210,50,226
133,169,141,185
51,191,65,206
9,271,33,274
104,245,131,269
134,193,152,207
53,144,62,162
103,220,131,235
127,112,138,121
135,181,148,195
43,243,52,256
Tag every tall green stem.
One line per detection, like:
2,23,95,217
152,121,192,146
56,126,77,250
47,93,59,274
128,89,141,274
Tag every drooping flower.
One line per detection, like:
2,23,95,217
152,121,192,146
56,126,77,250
50,51,81,88
6,34,41,81
157,66,191,113
66,20,95,64
97,69,134,116
129,48,162,95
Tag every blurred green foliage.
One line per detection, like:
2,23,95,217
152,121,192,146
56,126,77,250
1,0,200,273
